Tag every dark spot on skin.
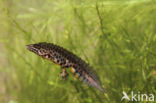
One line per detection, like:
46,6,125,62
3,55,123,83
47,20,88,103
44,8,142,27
54,53,56,56
61,58,65,63
46,54,51,58
63,65,69,68
56,55,58,58
57,59,59,63
60,59,62,63
50,50,53,53
63,61,66,65
73,65,77,69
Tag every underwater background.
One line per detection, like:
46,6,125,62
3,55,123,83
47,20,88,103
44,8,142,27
0,0,156,103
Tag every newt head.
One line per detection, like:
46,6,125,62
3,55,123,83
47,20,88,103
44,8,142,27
26,42,51,59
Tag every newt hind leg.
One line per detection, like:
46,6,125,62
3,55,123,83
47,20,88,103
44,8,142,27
60,68,68,80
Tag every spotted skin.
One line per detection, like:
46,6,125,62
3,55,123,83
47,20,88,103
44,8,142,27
26,42,104,92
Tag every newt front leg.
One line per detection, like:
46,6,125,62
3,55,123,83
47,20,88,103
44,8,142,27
60,68,68,80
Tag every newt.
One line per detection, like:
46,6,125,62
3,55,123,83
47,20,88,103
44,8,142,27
26,42,104,92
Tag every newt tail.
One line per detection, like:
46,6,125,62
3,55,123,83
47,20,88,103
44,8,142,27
26,42,104,92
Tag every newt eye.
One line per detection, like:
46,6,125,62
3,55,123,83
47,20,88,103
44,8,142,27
33,44,41,49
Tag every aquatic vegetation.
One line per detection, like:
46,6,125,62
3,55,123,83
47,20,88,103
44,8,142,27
0,0,155,103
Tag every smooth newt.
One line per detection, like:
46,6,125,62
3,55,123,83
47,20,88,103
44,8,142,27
26,42,104,92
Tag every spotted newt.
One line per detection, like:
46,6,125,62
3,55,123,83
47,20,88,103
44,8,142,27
26,42,104,92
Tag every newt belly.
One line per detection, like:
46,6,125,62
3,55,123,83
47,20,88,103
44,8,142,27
26,42,104,92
